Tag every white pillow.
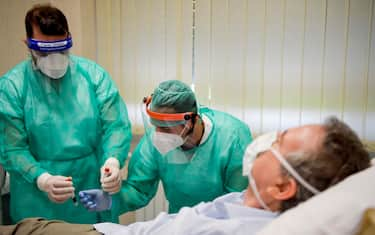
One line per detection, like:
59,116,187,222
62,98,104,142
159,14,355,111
257,166,375,235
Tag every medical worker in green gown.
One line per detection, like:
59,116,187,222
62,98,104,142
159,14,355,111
0,4,131,224
80,80,253,215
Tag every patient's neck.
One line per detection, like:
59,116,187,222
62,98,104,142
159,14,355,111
243,189,263,209
242,187,280,212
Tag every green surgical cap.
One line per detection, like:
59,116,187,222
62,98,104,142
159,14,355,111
149,80,198,127
150,80,197,113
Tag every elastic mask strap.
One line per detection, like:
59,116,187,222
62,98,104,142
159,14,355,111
248,175,271,211
270,148,320,195
179,124,188,137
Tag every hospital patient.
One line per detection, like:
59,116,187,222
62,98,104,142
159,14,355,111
0,117,370,235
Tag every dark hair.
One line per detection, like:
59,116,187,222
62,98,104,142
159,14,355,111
280,116,370,212
25,4,69,38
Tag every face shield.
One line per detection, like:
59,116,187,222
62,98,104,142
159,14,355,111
142,96,196,155
243,132,320,211
27,36,73,79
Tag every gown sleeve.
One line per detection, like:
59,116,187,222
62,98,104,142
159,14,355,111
0,76,46,183
93,66,132,168
113,136,160,214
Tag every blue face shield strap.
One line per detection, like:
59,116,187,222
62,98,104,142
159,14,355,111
27,36,73,52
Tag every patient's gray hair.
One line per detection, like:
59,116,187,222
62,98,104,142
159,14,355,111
279,116,370,212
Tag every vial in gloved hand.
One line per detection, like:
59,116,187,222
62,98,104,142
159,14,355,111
104,167,111,176
66,177,78,206
72,194,78,206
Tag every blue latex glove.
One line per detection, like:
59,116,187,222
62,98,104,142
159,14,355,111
79,189,112,211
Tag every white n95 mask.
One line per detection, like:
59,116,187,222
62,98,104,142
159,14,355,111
35,52,69,79
242,132,277,176
243,132,277,211
152,132,185,155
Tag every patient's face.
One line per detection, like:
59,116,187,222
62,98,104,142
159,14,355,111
244,124,325,210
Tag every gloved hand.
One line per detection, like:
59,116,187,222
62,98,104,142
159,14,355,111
79,189,112,211
100,157,122,194
37,173,75,203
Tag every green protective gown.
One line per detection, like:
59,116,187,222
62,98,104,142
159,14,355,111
113,107,252,215
0,55,132,224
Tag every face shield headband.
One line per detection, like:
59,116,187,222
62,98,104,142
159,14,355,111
27,36,73,52
143,96,196,124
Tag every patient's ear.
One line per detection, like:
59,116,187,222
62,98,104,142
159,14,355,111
267,177,297,200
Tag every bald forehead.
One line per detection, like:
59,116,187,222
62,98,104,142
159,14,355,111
281,124,326,154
